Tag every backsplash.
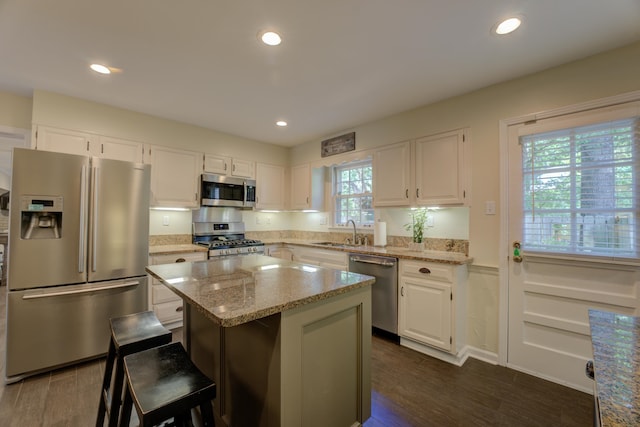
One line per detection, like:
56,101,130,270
150,231,469,255
149,234,192,246
246,230,469,256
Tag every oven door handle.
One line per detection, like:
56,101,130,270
22,281,140,300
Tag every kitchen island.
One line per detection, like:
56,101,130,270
146,255,374,427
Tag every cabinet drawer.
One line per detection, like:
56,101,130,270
152,284,180,304
151,251,206,265
154,300,183,323
400,260,453,283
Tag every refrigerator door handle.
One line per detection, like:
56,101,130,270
79,165,88,273
22,280,140,300
92,166,99,272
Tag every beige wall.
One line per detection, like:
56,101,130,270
0,91,32,129
31,90,289,166
291,41,640,268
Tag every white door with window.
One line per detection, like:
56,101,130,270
506,99,640,392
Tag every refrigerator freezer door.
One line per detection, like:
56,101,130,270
87,158,150,282
5,277,148,380
8,149,89,290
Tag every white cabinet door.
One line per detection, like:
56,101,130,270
148,145,201,208
231,158,255,178
373,140,412,207
204,155,254,178
290,164,311,210
35,125,93,156
415,129,465,205
399,274,452,352
290,164,325,211
99,136,144,162
291,246,348,270
35,125,144,162
204,154,230,175
255,163,285,210
148,251,207,327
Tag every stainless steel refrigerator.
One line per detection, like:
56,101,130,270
5,148,151,381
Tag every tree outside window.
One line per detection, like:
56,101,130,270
334,161,373,226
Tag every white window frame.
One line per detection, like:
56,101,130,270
332,160,373,227
518,101,640,261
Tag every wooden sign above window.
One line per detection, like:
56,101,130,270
321,132,355,157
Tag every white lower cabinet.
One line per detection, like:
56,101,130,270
291,245,348,270
265,244,294,261
148,251,207,328
398,260,467,356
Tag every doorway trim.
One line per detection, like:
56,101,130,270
497,89,640,366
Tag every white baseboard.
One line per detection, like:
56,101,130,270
399,338,499,367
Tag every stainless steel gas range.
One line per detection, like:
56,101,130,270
192,207,265,258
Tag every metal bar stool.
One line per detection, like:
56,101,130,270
118,342,216,427
96,311,173,427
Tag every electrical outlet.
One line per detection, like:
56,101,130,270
320,216,327,225
426,215,434,227
266,217,271,225
485,201,496,215
256,217,262,225
162,215,170,226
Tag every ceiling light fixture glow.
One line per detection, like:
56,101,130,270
495,17,522,35
90,63,111,74
276,120,287,127
261,31,282,46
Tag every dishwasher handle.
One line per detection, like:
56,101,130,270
349,256,396,267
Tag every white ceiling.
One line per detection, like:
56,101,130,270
0,1,639,147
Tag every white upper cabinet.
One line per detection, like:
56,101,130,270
203,154,229,175
34,125,143,162
146,145,200,208
255,162,285,210
290,163,325,211
415,129,465,206
373,140,413,206
204,154,255,179
230,158,255,179
98,136,144,163
372,129,468,207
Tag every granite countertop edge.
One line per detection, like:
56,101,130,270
146,258,375,328
263,239,473,265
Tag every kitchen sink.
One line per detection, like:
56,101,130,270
312,241,354,248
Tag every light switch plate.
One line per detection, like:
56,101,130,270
485,201,496,215
162,215,170,226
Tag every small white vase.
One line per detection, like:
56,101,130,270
408,241,424,251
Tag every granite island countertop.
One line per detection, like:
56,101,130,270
262,239,473,265
589,309,640,426
146,254,375,327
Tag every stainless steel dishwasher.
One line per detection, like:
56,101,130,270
348,253,398,335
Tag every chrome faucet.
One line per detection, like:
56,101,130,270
347,219,357,245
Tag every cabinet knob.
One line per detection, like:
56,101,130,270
175,257,186,263
419,267,431,274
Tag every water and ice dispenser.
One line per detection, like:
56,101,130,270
19,195,63,239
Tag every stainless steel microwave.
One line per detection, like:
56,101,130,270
201,173,256,208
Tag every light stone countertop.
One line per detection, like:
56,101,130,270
263,239,473,265
589,309,640,426
146,254,375,327
149,244,207,255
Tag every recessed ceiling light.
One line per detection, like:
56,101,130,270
90,63,111,74
276,121,287,127
495,17,522,35
260,31,282,46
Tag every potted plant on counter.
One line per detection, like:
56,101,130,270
404,208,428,251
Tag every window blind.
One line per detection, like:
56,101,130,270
520,116,640,260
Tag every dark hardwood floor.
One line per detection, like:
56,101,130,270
0,284,593,426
